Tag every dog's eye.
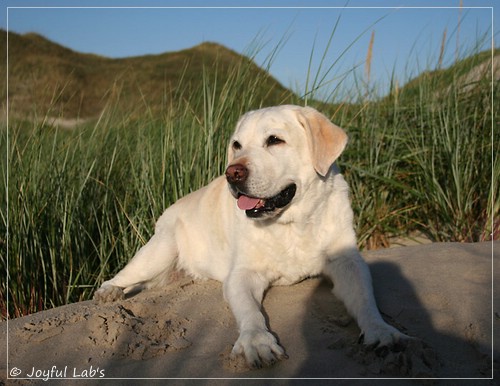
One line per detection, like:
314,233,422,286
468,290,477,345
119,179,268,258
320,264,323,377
232,141,242,150
266,135,285,147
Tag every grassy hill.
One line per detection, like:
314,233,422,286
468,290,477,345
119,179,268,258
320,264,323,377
2,30,295,120
386,48,499,104
1,30,497,318
3,29,496,122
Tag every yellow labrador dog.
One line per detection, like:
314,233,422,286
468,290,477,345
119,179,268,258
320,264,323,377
95,105,405,368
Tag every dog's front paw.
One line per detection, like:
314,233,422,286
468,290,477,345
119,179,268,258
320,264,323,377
359,325,438,377
231,329,288,369
362,322,409,348
93,284,125,303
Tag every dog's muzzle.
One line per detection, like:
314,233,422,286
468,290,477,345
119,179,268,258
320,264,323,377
225,163,296,218
241,184,297,218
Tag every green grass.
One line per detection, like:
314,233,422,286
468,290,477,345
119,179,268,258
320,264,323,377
1,35,498,319
340,82,498,246
335,49,499,246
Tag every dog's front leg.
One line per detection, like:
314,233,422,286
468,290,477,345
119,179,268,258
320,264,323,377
94,232,177,302
224,269,287,368
323,247,407,347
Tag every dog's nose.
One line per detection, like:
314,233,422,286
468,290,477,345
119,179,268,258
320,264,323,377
225,164,248,184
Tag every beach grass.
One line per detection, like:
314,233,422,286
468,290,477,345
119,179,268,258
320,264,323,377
2,37,497,319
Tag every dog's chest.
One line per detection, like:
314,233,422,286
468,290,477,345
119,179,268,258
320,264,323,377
241,224,327,284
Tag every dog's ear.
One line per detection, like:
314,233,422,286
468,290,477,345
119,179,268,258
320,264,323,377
296,107,348,177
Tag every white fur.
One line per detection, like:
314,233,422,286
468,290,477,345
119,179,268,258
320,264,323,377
95,105,405,368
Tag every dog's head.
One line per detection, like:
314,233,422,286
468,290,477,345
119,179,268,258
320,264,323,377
225,105,348,220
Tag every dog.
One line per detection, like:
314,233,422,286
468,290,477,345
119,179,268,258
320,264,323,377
94,105,406,368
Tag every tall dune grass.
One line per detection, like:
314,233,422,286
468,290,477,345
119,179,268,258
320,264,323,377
2,62,297,318
339,45,498,245
1,36,497,319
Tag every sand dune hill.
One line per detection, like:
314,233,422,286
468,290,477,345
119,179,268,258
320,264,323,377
1,241,498,384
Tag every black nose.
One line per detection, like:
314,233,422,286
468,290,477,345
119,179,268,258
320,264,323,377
225,164,248,184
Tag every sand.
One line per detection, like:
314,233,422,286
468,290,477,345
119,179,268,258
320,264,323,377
0,241,498,385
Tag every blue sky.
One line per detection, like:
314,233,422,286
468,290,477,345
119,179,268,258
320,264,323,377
2,0,497,99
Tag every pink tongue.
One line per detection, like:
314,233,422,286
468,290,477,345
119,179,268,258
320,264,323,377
237,195,261,210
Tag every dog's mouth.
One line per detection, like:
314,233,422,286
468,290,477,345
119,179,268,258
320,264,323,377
236,184,297,218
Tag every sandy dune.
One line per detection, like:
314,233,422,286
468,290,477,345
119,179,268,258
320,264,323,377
1,241,497,384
